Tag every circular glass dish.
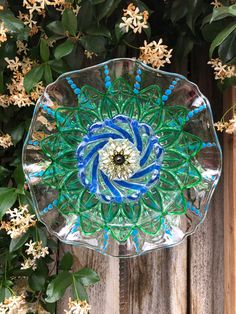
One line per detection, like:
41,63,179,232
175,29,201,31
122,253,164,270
22,58,222,257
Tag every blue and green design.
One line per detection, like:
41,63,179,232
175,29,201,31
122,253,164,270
34,67,208,244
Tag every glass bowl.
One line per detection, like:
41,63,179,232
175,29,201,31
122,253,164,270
22,58,222,257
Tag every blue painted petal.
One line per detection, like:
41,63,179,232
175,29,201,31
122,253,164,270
89,155,99,193
83,141,107,166
131,120,142,152
105,120,134,143
140,137,159,166
113,180,147,193
131,163,160,179
100,171,122,203
87,133,122,142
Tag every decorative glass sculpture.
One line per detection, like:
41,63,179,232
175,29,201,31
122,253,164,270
22,59,222,257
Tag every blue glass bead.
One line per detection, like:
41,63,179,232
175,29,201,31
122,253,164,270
39,170,44,176
43,105,47,111
137,69,142,75
194,108,199,114
53,199,58,206
105,76,111,82
134,83,140,89
104,65,108,69
162,95,168,101
169,85,174,89
105,82,111,88
188,111,193,118
172,80,177,85
66,76,70,80
202,143,207,148
165,89,171,96
48,204,53,210
71,84,76,89
68,80,73,85
74,88,80,94
135,75,141,82
133,89,139,94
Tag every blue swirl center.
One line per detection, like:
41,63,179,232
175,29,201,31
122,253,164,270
76,115,164,203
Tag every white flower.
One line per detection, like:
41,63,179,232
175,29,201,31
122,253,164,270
65,298,91,314
98,138,140,180
0,134,13,149
119,3,149,34
139,39,173,69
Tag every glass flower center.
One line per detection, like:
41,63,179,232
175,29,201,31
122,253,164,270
98,138,140,180
113,154,125,165
76,115,164,203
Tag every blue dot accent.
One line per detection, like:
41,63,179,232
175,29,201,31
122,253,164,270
74,88,80,94
71,83,76,89
186,103,207,121
105,81,111,88
39,198,59,215
187,202,203,218
103,65,112,90
161,78,179,104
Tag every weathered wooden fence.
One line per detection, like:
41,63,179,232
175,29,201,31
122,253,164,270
57,48,227,314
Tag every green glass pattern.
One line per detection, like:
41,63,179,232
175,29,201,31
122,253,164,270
22,59,222,257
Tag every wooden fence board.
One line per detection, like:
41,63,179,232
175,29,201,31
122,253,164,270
189,48,224,314
224,86,236,314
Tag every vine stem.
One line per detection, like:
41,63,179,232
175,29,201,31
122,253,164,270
221,103,236,122
122,39,140,50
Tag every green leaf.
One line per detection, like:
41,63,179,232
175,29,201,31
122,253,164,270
0,166,11,182
210,21,236,57
0,187,17,218
54,40,74,59
40,38,50,62
219,29,236,64
46,271,73,303
77,2,94,30
49,59,67,74
10,122,25,145
9,230,30,252
13,164,25,187
59,252,73,271
89,0,105,3
170,0,188,23
115,23,126,41
80,35,106,54
86,25,111,38
0,288,11,303
37,228,48,247
74,267,100,286
62,9,77,36
0,10,25,34
97,0,116,20
29,260,48,291
210,4,236,23
72,276,88,301
43,63,53,84
24,65,44,92
46,21,65,35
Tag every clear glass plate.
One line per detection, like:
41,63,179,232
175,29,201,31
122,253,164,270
22,58,222,257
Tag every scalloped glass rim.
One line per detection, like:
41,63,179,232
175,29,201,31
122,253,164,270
22,58,222,258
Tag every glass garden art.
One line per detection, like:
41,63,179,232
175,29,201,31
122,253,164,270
22,59,222,257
